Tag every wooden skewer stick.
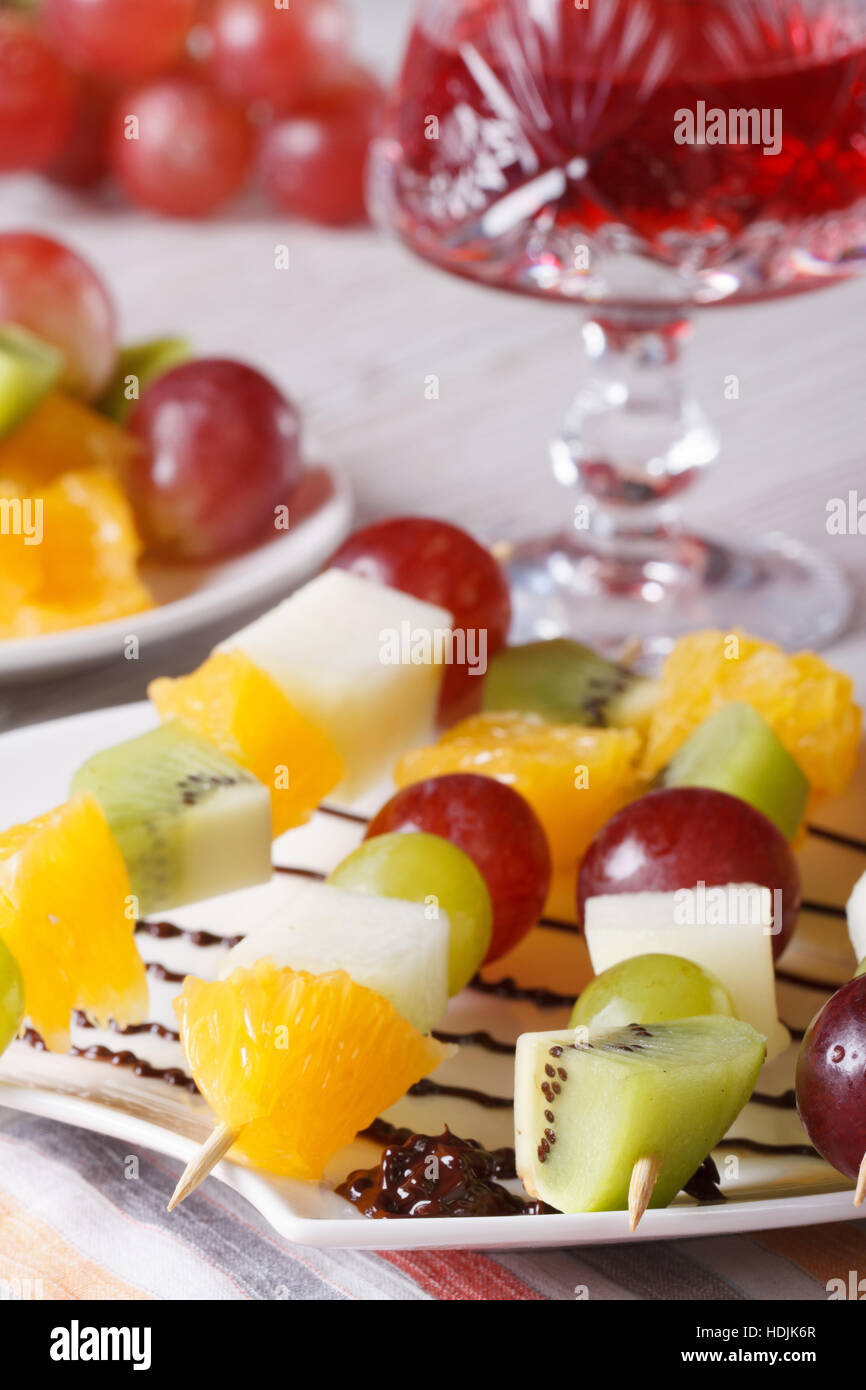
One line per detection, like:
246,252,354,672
628,1155,660,1232
854,1152,866,1207
168,1122,240,1212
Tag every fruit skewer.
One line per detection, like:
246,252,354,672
627,1156,660,1232
166,962,454,1209
515,1019,766,1226
169,1123,238,1212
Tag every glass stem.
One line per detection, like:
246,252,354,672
552,309,720,579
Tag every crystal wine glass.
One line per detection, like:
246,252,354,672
369,0,866,655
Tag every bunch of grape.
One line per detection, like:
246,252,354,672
0,0,381,223
0,229,305,562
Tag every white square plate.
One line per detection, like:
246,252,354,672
0,702,862,1249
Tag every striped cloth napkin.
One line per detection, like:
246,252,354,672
0,1108,858,1301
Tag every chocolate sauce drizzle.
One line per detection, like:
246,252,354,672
683,1155,726,1205
409,1077,512,1110
722,1137,818,1160
751,1089,797,1112
433,1028,515,1055
538,916,581,937
21,1027,197,1093
73,1010,180,1044
801,899,847,920
775,967,848,994
136,920,245,950
469,974,575,1009
806,824,866,855
318,805,370,827
146,961,187,984
337,1127,553,1218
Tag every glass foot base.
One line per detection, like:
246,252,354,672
503,530,852,663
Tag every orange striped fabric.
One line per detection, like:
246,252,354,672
0,1188,152,1301
756,1221,866,1290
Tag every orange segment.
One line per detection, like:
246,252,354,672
0,470,153,639
0,392,134,489
148,651,344,838
175,961,453,1180
640,630,862,797
396,713,641,921
0,480,41,618
0,794,148,1052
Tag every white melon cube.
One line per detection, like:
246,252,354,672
847,869,866,966
585,886,790,1061
221,877,449,1034
220,570,452,801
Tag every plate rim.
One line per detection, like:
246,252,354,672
0,1082,857,1251
0,465,353,680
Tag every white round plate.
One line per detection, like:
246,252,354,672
0,702,863,1249
0,466,352,684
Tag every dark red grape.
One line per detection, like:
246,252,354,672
45,79,113,190
0,231,116,399
0,15,76,172
43,0,197,82
109,76,252,218
260,69,383,226
126,359,302,561
577,786,801,957
366,773,551,963
796,976,866,1183
329,517,512,724
206,0,351,114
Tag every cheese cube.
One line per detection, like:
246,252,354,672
222,876,449,1034
847,869,866,965
220,570,451,800
584,886,790,1061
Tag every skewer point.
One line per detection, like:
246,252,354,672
168,1122,239,1211
628,1154,660,1232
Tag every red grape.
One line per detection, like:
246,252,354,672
260,69,382,225
366,773,551,963
796,976,866,1183
109,76,251,217
329,518,512,724
45,79,113,190
0,15,76,171
43,0,197,82
577,786,802,958
0,232,116,399
205,0,351,113
126,358,302,561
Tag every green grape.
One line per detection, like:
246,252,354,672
327,831,492,996
0,937,24,1056
855,958,866,978
98,337,192,424
570,953,735,1033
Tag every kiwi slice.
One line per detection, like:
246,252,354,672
657,702,809,839
0,324,62,440
514,1016,765,1215
72,722,272,915
98,337,192,424
482,639,658,731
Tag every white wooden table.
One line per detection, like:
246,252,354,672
0,0,864,732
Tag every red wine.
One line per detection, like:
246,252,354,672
373,0,866,300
